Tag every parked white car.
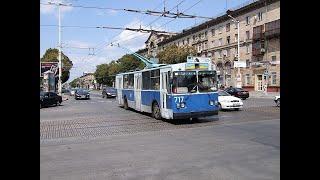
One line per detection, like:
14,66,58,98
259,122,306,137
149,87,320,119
218,91,243,111
70,89,76,96
274,95,280,107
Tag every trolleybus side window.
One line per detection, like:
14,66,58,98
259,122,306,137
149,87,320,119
142,71,151,90
150,69,160,90
123,74,134,89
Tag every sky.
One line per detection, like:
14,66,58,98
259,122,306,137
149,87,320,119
40,0,251,82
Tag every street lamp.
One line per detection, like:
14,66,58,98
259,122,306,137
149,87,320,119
227,14,242,88
48,1,71,95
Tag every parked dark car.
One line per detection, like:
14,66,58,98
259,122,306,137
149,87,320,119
75,89,90,100
102,87,117,98
62,88,70,94
224,87,249,100
40,92,62,109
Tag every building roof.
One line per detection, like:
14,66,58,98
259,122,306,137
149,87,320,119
145,31,174,44
80,72,94,79
136,48,148,54
158,0,279,46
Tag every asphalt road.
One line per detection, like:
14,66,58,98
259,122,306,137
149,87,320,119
40,92,280,180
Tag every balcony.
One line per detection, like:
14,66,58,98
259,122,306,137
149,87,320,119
265,19,280,38
252,25,264,41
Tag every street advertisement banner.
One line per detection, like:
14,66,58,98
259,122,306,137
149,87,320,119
40,62,58,77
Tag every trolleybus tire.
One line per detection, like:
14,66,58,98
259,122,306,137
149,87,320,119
124,97,129,110
152,102,161,120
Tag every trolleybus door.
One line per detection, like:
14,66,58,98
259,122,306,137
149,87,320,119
134,73,142,111
160,68,171,119
116,76,123,105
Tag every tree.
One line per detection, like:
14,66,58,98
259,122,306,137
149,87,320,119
94,54,145,87
41,48,73,83
117,54,145,73
156,45,197,64
69,78,79,88
94,63,109,85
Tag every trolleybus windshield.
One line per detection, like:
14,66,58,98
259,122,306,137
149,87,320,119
172,71,217,94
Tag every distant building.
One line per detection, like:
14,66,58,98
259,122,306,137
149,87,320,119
137,0,280,92
77,73,98,90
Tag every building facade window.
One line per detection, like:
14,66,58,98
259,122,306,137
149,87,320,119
227,36,230,44
187,38,190,44
272,55,276,61
226,49,230,57
246,59,250,68
246,31,250,40
246,16,250,25
258,12,263,21
246,44,250,54
211,40,215,47
218,50,222,58
245,74,251,85
193,35,195,41
219,38,223,46
226,23,230,32
271,72,277,85
204,42,208,49
234,22,238,29
235,34,238,42
211,29,215,36
219,26,222,34
205,31,207,37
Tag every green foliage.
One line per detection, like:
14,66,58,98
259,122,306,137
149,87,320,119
40,48,73,83
94,54,145,86
156,45,197,64
69,78,79,88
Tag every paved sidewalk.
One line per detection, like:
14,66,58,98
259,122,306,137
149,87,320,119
249,91,280,99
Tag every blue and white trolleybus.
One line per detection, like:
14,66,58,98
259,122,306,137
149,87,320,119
115,56,219,120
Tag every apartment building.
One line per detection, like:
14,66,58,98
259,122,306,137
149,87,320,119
140,0,280,92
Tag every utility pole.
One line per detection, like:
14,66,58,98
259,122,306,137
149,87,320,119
58,3,62,96
48,1,71,95
228,14,242,88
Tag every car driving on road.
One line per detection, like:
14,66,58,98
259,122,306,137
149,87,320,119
224,87,249,100
218,90,243,111
70,88,77,96
274,95,280,107
102,87,117,98
75,89,90,100
40,92,62,109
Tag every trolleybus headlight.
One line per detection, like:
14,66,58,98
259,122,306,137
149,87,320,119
180,102,185,108
177,102,186,108
209,100,214,106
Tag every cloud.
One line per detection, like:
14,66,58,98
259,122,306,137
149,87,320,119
64,40,94,48
66,19,166,82
68,55,109,81
109,18,165,52
96,9,118,16
40,0,73,16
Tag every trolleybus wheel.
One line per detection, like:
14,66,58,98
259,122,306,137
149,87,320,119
124,97,129,110
152,102,161,120
276,99,280,107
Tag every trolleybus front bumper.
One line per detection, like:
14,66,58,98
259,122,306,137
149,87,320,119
173,110,218,119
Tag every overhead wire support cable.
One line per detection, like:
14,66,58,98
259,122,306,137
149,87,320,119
41,2,213,19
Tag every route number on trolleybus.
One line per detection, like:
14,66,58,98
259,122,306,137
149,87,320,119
174,96,184,103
